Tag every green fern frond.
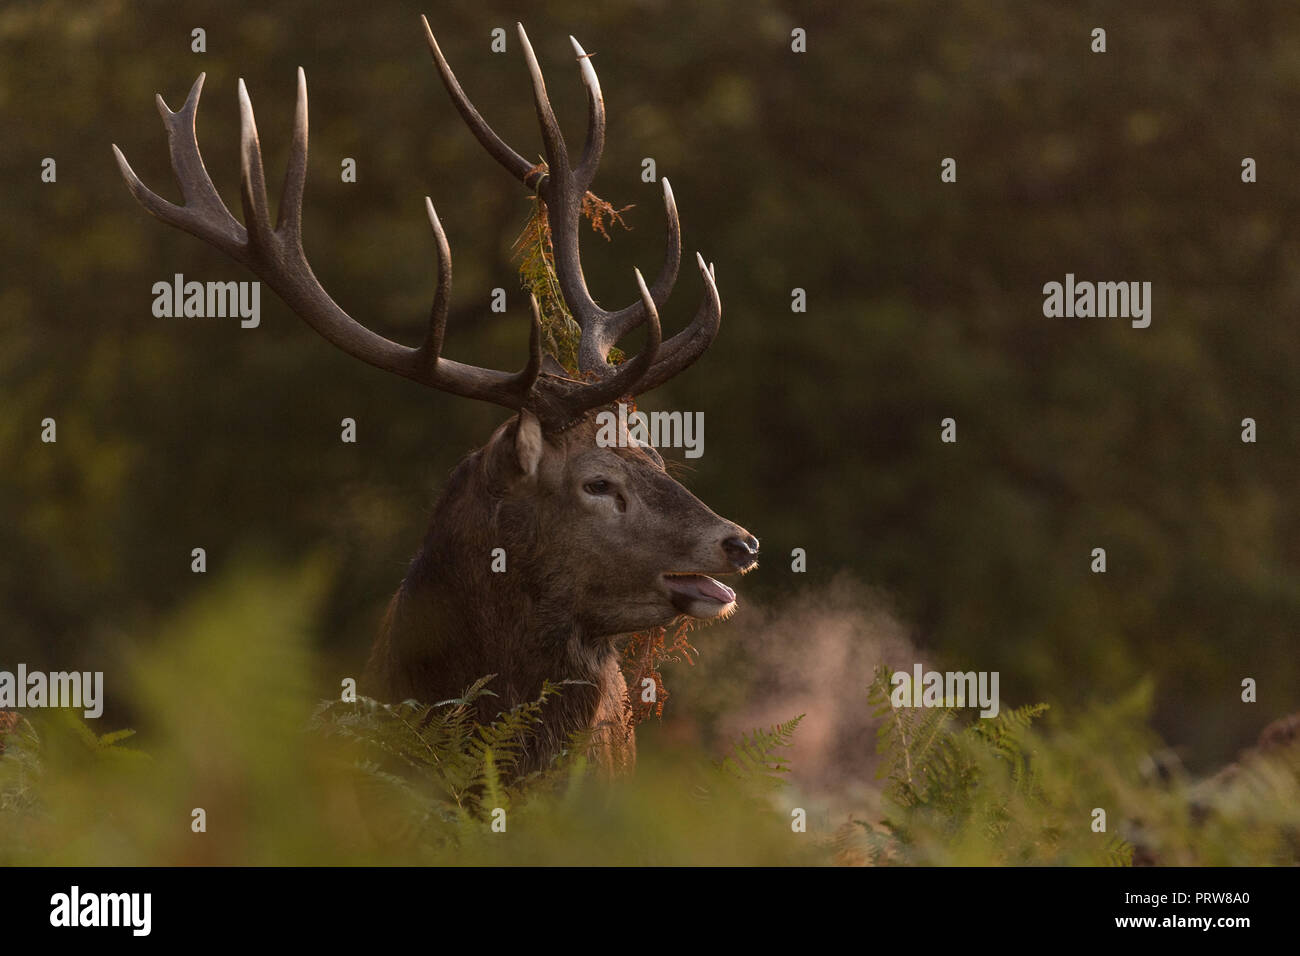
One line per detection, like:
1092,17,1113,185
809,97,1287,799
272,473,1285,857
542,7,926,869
717,715,803,791
309,676,578,839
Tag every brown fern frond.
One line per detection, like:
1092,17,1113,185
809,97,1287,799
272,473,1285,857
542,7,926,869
581,192,633,241
0,711,19,756
620,619,699,726
512,163,633,374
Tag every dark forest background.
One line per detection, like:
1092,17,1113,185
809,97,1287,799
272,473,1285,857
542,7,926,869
2,0,1297,776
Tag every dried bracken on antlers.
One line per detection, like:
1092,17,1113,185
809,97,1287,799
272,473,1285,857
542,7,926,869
113,19,721,431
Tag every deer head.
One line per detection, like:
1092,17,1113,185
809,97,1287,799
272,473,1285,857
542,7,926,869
479,411,758,633
114,18,757,765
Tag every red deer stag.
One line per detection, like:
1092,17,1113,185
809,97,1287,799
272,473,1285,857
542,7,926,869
113,19,758,773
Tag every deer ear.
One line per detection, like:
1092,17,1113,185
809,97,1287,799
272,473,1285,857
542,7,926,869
515,410,544,478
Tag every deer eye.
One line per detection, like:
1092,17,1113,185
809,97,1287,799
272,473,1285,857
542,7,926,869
583,479,612,496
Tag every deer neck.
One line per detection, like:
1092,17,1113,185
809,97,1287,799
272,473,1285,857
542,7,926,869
374,453,616,718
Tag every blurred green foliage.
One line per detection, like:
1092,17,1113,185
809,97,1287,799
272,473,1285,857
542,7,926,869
848,666,1300,866
3,563,1296,865
0,565,824,864
1,0,1297,808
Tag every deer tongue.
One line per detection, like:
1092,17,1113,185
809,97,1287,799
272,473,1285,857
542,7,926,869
664,573,736,607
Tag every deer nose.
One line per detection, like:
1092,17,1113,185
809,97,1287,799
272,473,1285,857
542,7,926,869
722,533,760,570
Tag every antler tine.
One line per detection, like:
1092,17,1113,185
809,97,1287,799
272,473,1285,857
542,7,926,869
519,293,545,390
420,198,453,361
420,15,541,187
634,253,721,395
516,24,570,180
112,73,246,259
417,196,541,402
237,78,276,253
556,268,662,421
576,176,682,372
277,67,309,237
568,35,605,193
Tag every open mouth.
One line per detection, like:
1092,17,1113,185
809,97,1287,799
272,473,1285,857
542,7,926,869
660,572,738,618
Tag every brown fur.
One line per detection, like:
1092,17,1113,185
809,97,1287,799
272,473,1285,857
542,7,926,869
363,412,754,774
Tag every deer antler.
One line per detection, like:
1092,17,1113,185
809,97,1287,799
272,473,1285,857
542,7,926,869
113,70,542,412
424,19,721,397
113,20,719,431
